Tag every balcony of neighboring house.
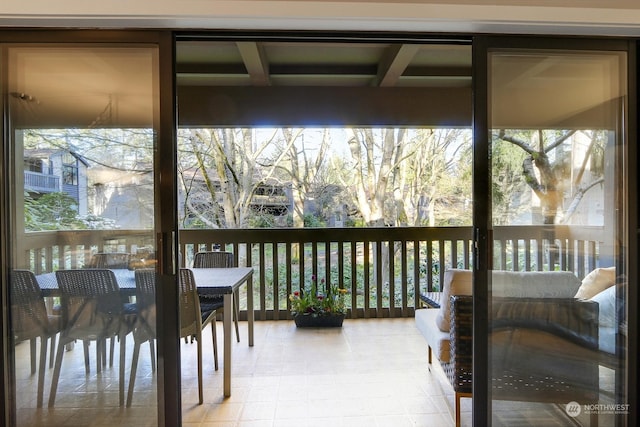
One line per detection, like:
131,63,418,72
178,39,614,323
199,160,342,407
23,170,60,193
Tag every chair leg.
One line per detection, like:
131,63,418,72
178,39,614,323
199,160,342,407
96,340,102,374
49,334,57,369
30,338,37,375
36,336,47,408
127,340,142,407
49,337,67,407
211,322,219,371
455,392,462,427
233,290,240,343
83,340,91,375
149,339,156,373
110,336,116,367
119,333,126,406
197,332,203,405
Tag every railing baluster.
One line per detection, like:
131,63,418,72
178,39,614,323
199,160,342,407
413,240,420,307
299,242,305,293
338,241,344,290
438,239,445,289
451,239,458,269
375,241,383,318
401,241,408,317
363,241,370,319
388,241,395,317
350,241,357,319
273,243,280,321
312,242,318,283
259,242,266,321
324,241,330,292
286,243,292,319
587,241,597,278
426,240,433,291
536,239,543,271
577,240,585,278
246,243,253,321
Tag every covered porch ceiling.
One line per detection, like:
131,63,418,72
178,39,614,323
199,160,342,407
176,38,473,127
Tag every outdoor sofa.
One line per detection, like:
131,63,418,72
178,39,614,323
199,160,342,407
415,267,617,427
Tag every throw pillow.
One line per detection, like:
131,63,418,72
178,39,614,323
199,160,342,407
435,269,472,332
575,266,616,300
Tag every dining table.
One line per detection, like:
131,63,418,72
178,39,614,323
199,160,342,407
191,267,254,397
36,266,254,398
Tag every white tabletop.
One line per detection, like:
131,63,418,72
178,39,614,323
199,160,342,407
191,267,254,295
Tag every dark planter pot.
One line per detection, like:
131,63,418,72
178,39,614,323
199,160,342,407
293,313,345,328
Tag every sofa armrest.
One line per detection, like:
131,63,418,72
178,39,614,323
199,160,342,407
447,295,473,393
491,297,599,350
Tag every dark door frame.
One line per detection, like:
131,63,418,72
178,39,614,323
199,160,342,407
0,29,182,427
472,34,638,427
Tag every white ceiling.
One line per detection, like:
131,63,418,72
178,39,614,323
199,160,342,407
1,0,640,37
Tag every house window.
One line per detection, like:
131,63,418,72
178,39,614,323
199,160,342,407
62,153,78,185
24,158,43,173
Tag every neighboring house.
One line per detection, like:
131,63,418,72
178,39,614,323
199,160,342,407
92,164,154,229
23,148,89,216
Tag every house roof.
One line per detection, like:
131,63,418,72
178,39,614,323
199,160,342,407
24,148,90,167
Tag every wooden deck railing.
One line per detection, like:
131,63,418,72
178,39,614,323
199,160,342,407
17,225,603,320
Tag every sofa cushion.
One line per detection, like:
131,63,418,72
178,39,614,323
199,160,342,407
590,284,618,354
591,284,616,328
492,270,581,298
435,269,472,332
415,308,451,363
575,266,616,299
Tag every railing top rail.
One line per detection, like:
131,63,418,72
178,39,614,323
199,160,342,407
179,226,474,244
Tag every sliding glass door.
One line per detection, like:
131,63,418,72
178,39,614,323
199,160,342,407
475,37,633,426
1,32,180,427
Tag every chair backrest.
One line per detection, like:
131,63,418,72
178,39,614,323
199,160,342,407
10,269,51,341
134,269,157,337
134,269,156,311
178,268,200,338
88,252,131,269
55,269,123,337
193,251,234,268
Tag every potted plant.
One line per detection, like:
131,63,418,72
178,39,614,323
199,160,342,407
289,275,348,327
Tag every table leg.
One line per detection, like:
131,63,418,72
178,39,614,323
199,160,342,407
223,292,232,397
247,276,254,347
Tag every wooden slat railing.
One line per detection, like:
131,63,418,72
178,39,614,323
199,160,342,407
17,225,603,320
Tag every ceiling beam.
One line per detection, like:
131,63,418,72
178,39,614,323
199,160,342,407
176,63,247,74
375,44,421,87
178,85,472,127
236,41,270,86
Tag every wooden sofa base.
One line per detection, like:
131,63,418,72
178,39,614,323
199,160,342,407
428,345,470,427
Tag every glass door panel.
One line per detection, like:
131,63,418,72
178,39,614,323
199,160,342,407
488,48,629,425
5,45,159,426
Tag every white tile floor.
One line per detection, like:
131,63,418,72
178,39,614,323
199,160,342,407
13,318,458,427
14,317,606,427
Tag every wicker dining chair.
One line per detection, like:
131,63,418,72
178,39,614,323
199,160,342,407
179,268,219,404
87,252,131,269
85,252,132,368
50,269,133,407
193,251,240,343
126,268,157,407
10,269,62,408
